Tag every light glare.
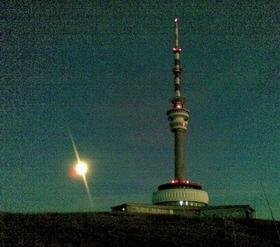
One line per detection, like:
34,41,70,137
76,162,88,175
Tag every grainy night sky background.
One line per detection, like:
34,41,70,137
2,0,279,220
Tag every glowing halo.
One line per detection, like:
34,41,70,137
75,162,88,175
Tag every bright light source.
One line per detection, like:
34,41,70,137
179,201,183,206
75,162,88,175
68,127,93,207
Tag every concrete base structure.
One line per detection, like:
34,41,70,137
152,181,209,207
152,188,209,206
111,203,255,219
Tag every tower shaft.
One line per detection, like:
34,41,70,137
174,130,185,181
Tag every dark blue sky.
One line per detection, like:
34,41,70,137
2,0,279,220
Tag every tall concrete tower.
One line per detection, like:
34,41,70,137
152,19,209,207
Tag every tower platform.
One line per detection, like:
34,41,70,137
152,181,209,206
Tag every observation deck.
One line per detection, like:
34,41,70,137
152,181,209,207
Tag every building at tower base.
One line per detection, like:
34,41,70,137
111,203,255,219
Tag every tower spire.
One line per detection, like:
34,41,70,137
173,18,182,96
175,18,179,47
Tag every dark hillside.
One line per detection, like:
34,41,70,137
1,212,279,246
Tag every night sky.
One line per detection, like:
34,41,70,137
2,1,279,220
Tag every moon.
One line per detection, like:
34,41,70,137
75,162,88,175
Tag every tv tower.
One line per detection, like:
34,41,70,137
152,19,209,207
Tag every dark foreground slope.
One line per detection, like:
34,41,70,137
1,212,279,246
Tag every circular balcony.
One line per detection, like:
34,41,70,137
169,121,188,131
167,108,189,121
152,184,209,206
169,96,187,104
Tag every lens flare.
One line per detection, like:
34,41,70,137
68,127,93,208
82,174,93,207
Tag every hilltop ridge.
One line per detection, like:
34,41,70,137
1,212,279,246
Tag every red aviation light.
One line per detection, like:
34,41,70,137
173,47,182,52
175,18,179,23
173,102,182,109
181,179,189,184
172,179,179,184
